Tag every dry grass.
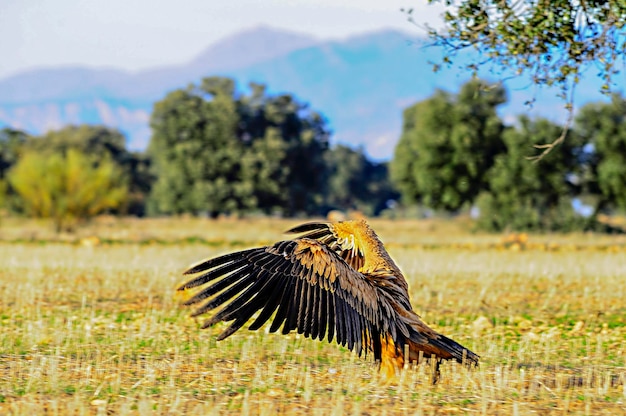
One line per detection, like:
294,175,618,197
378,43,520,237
0,218,625,415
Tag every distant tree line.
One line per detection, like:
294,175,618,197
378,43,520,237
0,77,396,230
148,77,396,217
391,79,626,232
1,76,624,233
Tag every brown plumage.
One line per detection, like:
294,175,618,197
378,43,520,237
178,219,479,381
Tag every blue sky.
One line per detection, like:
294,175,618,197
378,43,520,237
0,0,445,79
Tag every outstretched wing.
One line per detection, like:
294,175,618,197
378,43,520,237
178,238,414,358
287,221,479,368
285,222,366,271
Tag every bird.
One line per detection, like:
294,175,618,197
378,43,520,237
177,219,479,382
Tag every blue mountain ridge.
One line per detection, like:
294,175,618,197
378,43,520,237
0,27,620,160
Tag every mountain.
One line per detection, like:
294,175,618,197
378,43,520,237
0,26,318,104
188,25,318,73
0,26,320,151
0,27,619,159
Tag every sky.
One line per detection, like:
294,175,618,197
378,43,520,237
0,0,446,80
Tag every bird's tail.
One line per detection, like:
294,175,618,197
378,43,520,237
407,332,479,368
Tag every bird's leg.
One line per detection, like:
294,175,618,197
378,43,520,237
379,336,404,384
379,354,404,381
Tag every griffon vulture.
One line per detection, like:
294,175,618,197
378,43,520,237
178,219,479,381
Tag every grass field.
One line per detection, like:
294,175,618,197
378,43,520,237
1,217,625,415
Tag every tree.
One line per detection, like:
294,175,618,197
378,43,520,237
420,1,625,98
148,77,331,217
325,145,398,216
239,127,289,214
27,125,127,158
417,1,626,157
575,93,626,214
236,83,330,215
148,78,250,216
476,116,585,231
26,125,152,216
0,128,28,179
9,149,127,232
390,79,505,212
0,128,28,212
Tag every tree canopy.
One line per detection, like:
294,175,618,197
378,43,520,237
420,1,626,94
416,1,626,157
390,79,505,212
575,94,626,213
148,77,331,217
476,116,585,231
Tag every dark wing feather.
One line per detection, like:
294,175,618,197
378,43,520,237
247,273,288,331
178,238,410,358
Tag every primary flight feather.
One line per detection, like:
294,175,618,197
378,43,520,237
178,219,479,380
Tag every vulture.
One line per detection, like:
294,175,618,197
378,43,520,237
178,219,479,381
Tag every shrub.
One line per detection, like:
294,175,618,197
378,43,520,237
9,149,127,231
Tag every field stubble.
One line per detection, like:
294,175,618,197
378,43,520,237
0,218,625,415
